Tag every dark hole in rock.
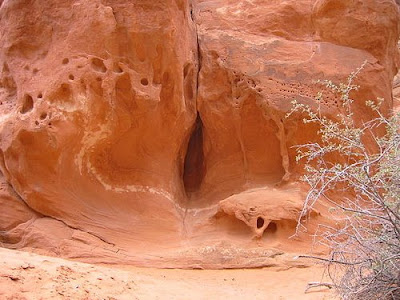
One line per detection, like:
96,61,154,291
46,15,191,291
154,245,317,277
69,74,74,80
183,113,205,196
20,94,33,114
37,93,43,99
91,58,107,73
141,78,149,86
40,113,47,120
113,64,123,73
265,221,277,234
257,217,265,229
62,58,69,65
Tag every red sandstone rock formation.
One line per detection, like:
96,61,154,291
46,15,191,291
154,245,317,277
0,0,399,268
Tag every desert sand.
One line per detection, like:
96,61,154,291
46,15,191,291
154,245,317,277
0,247,334,300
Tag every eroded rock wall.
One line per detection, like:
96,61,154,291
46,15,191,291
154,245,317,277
0,0,399,268
0,0,198,249
193,0,400,203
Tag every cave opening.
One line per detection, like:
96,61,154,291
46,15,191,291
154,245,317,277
265,221,277,234
183,113,205,198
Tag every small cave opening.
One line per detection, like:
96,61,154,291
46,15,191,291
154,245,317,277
265,221,277,234
183,113,205,197
256,217,265,229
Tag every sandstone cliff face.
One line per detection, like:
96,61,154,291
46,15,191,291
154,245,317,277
0,0,399,268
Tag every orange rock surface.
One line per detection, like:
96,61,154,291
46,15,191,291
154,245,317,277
0,0,399,268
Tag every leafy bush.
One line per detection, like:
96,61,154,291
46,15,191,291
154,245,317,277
288,63,400,300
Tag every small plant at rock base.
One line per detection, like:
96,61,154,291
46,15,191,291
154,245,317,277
287,63,400,300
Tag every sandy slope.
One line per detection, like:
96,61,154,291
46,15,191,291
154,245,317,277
0,248,335,300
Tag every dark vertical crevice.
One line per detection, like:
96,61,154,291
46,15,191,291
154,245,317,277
183,113,205,197
195,32,202,102
182,1,204,200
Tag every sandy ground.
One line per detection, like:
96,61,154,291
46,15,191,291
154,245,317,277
0,247,335,300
